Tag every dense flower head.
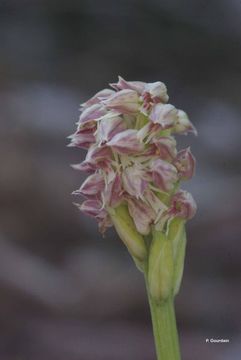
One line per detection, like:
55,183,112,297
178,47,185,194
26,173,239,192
70,76,197,235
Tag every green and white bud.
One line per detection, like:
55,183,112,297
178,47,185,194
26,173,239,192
167,217,186,296
110,203,147,261
148,230,174,302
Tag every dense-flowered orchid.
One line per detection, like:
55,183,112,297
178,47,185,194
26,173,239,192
69,76,197,360
70,76,196,240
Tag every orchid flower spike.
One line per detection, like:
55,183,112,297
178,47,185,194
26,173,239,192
69,75,197,264
69,76,197,360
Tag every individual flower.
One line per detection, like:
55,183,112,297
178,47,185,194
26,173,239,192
150,103,178,128
150,158,178,192
174,147,196,180
103,89,140,114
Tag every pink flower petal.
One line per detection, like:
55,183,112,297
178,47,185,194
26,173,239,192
78,199,103,217
150,103,178,128
68,127,96,149
174,110,197,135
110,76,146,94
103,89,140,114
107,129,144,154
151,159,178,192
143,81,169,103
86,144,113,167
97,115,126,143
71,162,95,173
122,165,148,198
78,104,107,126
169,190,197,219
103,173,123,208
174,148,196,180
152,136,177,161
73,173,105,197
81,89,115,108
127,197,156,235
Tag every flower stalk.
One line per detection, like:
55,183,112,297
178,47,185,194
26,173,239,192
69,76,197,360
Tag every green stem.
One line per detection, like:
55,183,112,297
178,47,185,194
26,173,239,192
144,274,181,360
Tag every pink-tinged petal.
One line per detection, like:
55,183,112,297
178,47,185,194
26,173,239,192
127,197,156,235
137,122,158,142
174,148,195,180
144,188,167,216
73,173,105,197
103,89,140,114
97,116,126,143
103,173,123,208
110,76,146,94
81,89,115,108
122,165,148,198
173,110,197,135
143,81,169,103
169,190,197,220
78,104,107,126
152,136,177,161
141,82,169,112
107,129,144,154
78,199,103,217
68,129,96,149
71,162,95,173
151,159,178,192
86,144,113,165
150,103,178,128
75,145,113,172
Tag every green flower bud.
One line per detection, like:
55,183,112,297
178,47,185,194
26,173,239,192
167,217,186,296
148,230,174,302
110,203,147,261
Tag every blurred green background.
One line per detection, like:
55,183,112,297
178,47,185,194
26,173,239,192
0,1,241,359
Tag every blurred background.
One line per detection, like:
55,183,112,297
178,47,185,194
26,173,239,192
0,1,241,359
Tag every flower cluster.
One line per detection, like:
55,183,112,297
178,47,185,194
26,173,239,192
69,76,197,238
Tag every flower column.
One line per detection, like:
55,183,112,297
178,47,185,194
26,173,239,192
69,76,197,360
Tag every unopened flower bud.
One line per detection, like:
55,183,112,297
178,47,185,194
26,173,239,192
167,217,186,295
148,230,174,302
110,203,147,261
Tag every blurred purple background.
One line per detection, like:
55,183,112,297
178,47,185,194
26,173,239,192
0,1,241,359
